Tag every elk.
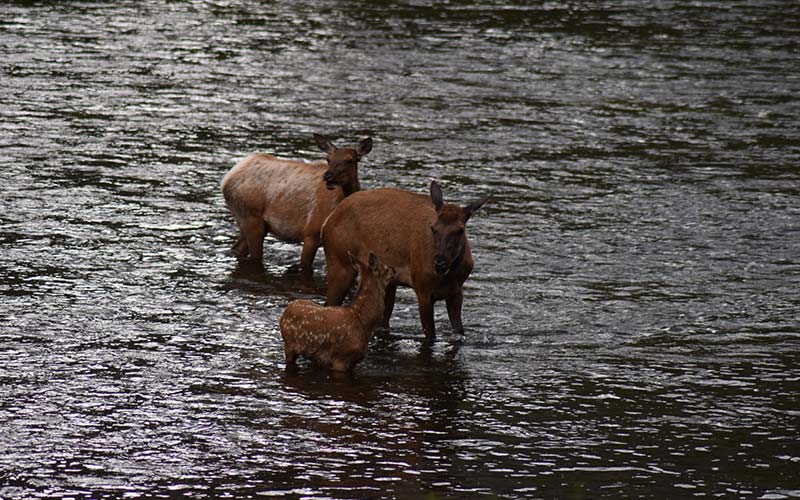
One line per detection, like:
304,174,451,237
220,134,372,271
321,181,490,340
279,252,397,372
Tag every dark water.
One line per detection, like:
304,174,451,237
2,1,800,498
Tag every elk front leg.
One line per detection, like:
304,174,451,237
416,292,436,340
445,290,464,336
325,263,356,306
381,284,397,328
299,234,320,271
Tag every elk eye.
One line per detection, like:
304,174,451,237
430,226,435,233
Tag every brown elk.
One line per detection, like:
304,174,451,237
220,134,372,271
321,181,490,340
279,252,397,372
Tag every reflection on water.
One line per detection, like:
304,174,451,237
2,0,800,498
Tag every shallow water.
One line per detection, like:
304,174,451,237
1,1,799,498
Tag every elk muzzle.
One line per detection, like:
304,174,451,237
323,171,336,190
433,255,449,275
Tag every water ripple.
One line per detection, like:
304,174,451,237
2,0,800,498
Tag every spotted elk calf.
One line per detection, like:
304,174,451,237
220,134,372,271
279,252,397,372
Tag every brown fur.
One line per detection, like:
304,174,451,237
279,252,397,372
321,181,489,339
220,135,371,270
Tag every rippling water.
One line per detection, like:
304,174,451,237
2,1,799,498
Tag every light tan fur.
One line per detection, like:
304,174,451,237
321,182,489,340
220,135,371,270
279,253,396,372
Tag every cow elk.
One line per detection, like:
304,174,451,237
279,252,397,372
322,181,490,340
220,134,372,271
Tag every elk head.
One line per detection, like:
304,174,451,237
314,134,372,194
349,251,398,288
429,180,490,276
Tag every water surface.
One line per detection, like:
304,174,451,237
1,1,799,498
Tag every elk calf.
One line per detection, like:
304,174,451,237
279,252,397,372
322,181,489,340
220,134,372,271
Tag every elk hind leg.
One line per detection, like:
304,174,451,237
284,348,299,371
325,263,356,306
230,235,248,258
238,215,267,261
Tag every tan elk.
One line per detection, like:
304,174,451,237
220,134,372,271
279,252,397,372
321,181,490,340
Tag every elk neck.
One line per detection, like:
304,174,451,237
340,178,361,197
449,242,466,272
435,238,467,276
350,272,387,331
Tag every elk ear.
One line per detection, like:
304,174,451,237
430,181,444,212
356,137,372,158
314,134,336,154
368,251,379,273
463,194,491,222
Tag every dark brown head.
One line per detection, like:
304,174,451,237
348,251,398,288
429,180,490,276
314,134,372,193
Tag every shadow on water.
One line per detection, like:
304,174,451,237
273,342,472,498
224,258,328,301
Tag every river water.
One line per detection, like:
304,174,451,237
1,1,799,499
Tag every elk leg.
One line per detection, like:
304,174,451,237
239,215,266,261
331,358,349,373
299,234,320,271
445,290,465,336
381,284,397,328
230,235,248,258
325,264,356,306
284,349,298,371
416,293,436,340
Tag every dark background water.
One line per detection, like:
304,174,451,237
1,1,799,499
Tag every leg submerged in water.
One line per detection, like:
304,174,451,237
446,290,464,336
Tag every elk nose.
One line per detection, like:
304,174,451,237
433,255,448,274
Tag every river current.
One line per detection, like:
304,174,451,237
1,1,799,499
